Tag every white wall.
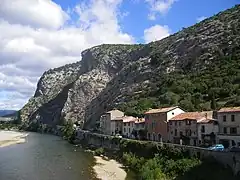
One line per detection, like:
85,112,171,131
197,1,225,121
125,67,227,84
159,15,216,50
166,108,185,121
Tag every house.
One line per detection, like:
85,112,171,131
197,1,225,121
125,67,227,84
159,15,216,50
111,117,124,135
99,109,124,135
122,116,137,138
168,111,214,146
216,107,240,148
134,118,146,140
145,106,185,142
197,116,219,146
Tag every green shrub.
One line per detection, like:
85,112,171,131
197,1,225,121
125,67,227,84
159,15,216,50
140,158,168,180
94,148,104,156
122,152,145,171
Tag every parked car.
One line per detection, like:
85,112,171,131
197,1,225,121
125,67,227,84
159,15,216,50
228,147,240,152
115,134,122,138
207,144,224,151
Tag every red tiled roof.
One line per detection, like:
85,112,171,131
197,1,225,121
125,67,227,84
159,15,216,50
144,106,178,114
170,112,207,121
106,109,124,114
123,116,137,123
218,107,240,113
111,117,124,121
135,118,145,124
197,118,217,124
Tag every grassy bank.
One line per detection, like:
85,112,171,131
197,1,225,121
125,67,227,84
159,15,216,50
89,139,240,180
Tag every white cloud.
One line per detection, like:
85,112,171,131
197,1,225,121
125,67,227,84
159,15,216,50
145,0,177,20
197,16,207,22
144,24,170,43
0,0,69,29
0,0,134,110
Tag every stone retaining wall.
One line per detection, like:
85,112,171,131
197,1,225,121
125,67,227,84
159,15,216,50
76,129,240,175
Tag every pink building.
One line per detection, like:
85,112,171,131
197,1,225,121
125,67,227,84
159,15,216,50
145,107,185,142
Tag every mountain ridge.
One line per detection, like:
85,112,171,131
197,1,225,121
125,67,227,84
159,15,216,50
20,5,240,129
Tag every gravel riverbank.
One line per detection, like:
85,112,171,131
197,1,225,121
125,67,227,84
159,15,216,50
0,130,28,147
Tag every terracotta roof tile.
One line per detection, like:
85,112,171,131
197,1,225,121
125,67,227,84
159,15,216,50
218,107,240,113
123,116,137,123
170,112,211,121
197,118,217,124
144,106,178,114
111,117,124,121
135,118,145,124
106,109,124,114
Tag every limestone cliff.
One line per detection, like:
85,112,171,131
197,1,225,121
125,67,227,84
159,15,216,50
20,5,240,129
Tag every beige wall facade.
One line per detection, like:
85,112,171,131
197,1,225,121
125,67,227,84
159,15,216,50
168,119,198,146
217,111,240,148
145,107,184,142
99,110,124,135
123,121,135,138
111,120,123,135
197,122,219,145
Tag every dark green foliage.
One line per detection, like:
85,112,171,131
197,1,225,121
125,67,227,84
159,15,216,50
0,122,20,130
122,152,146,171
94,148,104,156
117,139,239,179
62,122,76,143
121,151,237,180
118,54,240,116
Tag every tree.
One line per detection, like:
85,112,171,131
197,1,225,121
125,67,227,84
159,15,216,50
210,94,217,110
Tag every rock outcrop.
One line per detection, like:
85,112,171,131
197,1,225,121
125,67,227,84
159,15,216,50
20,5,240,129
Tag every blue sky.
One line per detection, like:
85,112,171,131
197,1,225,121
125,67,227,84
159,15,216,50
54,0,239,43
0,0,239,110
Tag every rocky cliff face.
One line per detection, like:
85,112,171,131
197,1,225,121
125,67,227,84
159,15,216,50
20,5,240,129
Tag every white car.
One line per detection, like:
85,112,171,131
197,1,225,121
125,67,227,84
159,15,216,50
115,134,122,138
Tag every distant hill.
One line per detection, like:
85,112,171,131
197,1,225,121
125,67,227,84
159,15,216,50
0,110,17,117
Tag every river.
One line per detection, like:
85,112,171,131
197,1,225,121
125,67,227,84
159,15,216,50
0,132,116,180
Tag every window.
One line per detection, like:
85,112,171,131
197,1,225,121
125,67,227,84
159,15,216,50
179,122,181,126
174,129,177,136
129,128,130,133
152,134,156,141
201,125,205,133
186,120,191,125
180,131,183,136
230,127,237,135
169,121,172,125
175,121,177,126
223,127,227,134
231,115,235,122
223,115,226,122
185,129,192,136
171,131,173,134
124,128,126,132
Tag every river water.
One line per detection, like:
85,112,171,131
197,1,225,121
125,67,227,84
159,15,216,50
0,133,98,180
